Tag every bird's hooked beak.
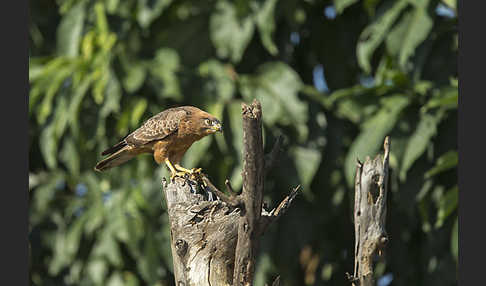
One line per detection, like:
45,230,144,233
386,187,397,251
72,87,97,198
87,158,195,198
211,121,223,133
212,123,223,133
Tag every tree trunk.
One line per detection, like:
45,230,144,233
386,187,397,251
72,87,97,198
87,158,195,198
162,177,240,286
350,137,391,286
232,100,265,286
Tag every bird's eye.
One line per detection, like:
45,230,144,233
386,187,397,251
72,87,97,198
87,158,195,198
204,119,211,125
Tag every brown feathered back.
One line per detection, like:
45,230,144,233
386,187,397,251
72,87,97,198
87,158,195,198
95,106,221,172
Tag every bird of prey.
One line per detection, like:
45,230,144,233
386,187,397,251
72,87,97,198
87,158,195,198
94,106,222,178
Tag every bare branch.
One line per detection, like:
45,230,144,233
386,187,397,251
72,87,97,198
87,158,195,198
270,275,281,286
233,100,265,286
259,185,300,235
225,179,237,194
201,175,241,207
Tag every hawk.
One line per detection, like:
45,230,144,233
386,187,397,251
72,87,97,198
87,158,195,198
94,106,222,178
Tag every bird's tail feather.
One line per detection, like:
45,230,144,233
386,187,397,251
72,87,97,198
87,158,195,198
101,140,127,156
94,146,135,172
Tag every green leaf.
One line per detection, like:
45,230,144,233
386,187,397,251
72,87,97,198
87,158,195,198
256,0,279,55
92,65,110,104
116,107,133,137
258,63,306,123
400,112,440,180
450,77,458,88
239,75,281,126
451,216,458,261
106,272,124,286
198,60,235,100
29,57,47,82
206,102,227,153
31,57,70,88
417,192,432,232
139,231,159,283
31,173,64,220
357,0,408,73
137,0,173,28
49,231,68,275
442,0,456,9
334,0,359,14
227,101,243,155
227,100,244,190
87,258,108,284
423,87,458,111
181,136,213,169
425,150,458,178
40,124,58,169
386,1,433,67
53,94,70,139
320,85,381,124
210,0,255,63
48,206,89,275
149,48,181,100
106,0,120,14
364,0,382,16
254,253,277,286
131,99,148,128
92,230,123,267
293,146,322,198
123,63,146,93
345,95,410,186
57,2,86,57
435,186,458,228
84,204,105,235
239,62,306,130
94,2,109,33
68,76,93,137
398,3,433,68
65,213,88,261
413,80,434,96
100,72,122,118
37,63,75,124
386,11,413,57
60,138,80,176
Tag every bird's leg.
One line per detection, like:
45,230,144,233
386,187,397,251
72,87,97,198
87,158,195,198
174,164,202,175
165,159,188,179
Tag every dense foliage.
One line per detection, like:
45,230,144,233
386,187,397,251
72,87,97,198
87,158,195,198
29,0,458,285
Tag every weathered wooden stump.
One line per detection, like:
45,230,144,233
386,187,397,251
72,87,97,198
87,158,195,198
162,177,240,286
349,137,390,286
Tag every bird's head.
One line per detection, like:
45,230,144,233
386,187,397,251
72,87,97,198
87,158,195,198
183,106,223,136
200,116,223,135
190,108,222,135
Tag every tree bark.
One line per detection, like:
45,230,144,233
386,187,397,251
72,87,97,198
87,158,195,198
350,137,390,286
162,177,240,286
232,100,265,286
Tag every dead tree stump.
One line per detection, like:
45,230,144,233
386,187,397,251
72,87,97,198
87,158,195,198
162,177,240,286
350,136,390,286
161,100,299,286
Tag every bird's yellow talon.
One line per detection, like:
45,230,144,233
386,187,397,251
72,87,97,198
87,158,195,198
170,171,190,180
174,164,203,175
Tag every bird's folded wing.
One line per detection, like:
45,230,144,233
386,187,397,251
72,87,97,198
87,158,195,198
126,109,188,146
